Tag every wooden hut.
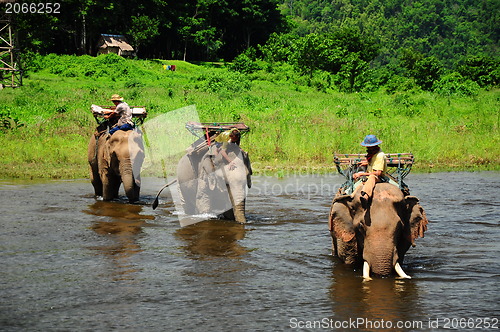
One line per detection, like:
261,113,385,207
96,34,135,57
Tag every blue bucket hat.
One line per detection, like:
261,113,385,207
361,134,382,147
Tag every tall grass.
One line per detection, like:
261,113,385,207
0,54,498,179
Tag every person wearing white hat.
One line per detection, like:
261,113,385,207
105,94,134,135
353,134,387,207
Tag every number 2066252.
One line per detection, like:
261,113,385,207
5,2,60,14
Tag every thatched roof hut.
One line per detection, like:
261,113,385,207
96,34,135,57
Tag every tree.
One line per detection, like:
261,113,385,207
128,16,160,56
458,56,500,88
259,32,295,63
412,56,443,90
289,33,330,78
177,0,227,61
328,28,379,91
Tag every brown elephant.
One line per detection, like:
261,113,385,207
88,122,145,203
329,182,428,280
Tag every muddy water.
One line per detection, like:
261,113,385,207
0,172,498,331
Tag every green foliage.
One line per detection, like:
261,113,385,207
14,0,286,61
195,70,251,94
458,56,500,88
0,108,24,131
278,0,498,74
128,15,161,51
231,54,261,74
28,53,165,83
412,56,443,91
433,73,480,97
384,75,420,94
0,55,498,179
259,33,295,63
260,28,379,91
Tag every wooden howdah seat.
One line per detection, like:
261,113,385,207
334,153,414,196
90,104,147,125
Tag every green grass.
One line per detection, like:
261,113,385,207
0,54,498,179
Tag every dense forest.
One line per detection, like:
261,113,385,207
8,0,500,92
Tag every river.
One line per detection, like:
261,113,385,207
0,172,499,331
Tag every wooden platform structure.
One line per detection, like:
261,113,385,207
0,11,22,88
185,122,250,135
90,105,147,125
334,152,414,193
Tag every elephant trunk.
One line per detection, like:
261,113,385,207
369,253,394,276
363,238,398,277
120,158,140,203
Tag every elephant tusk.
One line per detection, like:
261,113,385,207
363,261,372,281
395,262,411,279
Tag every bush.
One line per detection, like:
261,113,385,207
458,56,500,88
195,70,251,93
231,54,261,74
412,56,443,90
0,108,24,131
310,70,334,92
384,75,420,94
30,53,150,80
433,72,480,97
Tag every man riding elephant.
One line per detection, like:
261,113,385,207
330,135,428,279
88,95,145,203
104,94,135,135
352,134,387,207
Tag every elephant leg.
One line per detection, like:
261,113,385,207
102,173,121,201
233,199,246,224
88,134,103,196
101,175,112,201
178,181,197,215
337,238,358,265
89,164,103,197
196,172,212,214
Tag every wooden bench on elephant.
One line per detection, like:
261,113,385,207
185,122,250,136
334,153,414,195
185,122,250,149
90,104,148,125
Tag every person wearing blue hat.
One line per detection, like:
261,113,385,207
353,134,387,207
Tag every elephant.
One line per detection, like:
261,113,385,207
328,182,428,280
88,121,145,203
176,138,252,224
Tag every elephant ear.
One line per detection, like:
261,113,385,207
405,196,429,245
329,195,356,243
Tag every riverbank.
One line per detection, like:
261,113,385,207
0,156,496,180
0,55,498,179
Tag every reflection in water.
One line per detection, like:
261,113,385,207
175,219,248,258
329,260,422,331
174,219,253,313
83,201,155,281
